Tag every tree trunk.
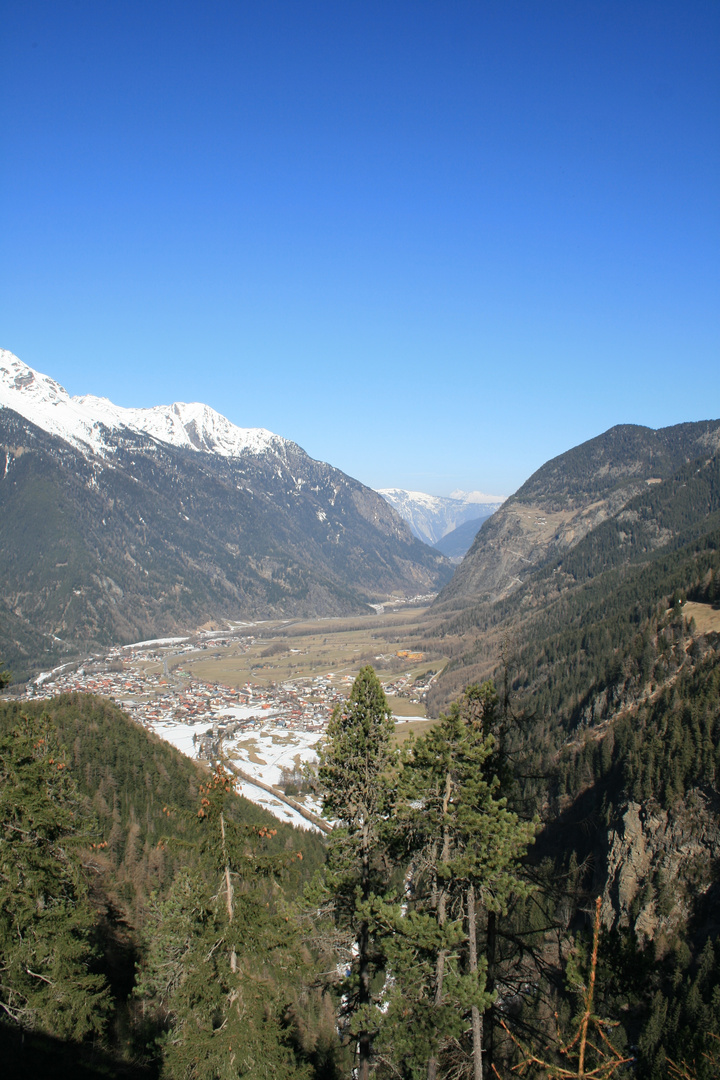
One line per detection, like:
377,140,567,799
358,822,372,1080
427,771,453,1080
485,909,496,1071
426,937,446,1080
467,884,483,1080
220,813,237,972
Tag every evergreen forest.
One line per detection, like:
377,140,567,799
2,624,720,1078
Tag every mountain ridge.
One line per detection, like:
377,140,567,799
435,420,720,608
0,349,288,459
378,486,504,545
0,352,452,678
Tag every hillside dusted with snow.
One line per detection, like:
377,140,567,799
378,487,505,546
0,351,452,677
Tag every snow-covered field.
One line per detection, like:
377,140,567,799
233,781,321,831
232,781,321,829
147,716,325,832
227,727,323,787
147,711,424,833
122,636,190,650
147,719,203,759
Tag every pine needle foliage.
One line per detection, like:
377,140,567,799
381,682,537,1080
0,711,110,1040
134,763,311,1079
317,666,397,1080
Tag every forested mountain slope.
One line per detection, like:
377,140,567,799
428,457,718,712
530,618,720,1077
0,693,327,1078
413,438,720,1076
436,420,720,607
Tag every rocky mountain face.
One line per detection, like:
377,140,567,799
598,792,720,946
436,421,720,608
378,487,504,545
0,353,451,676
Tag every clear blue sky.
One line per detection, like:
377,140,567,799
2,1,718,497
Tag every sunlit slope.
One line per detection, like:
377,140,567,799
435,420,720,608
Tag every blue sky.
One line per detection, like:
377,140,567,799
2,1,718,496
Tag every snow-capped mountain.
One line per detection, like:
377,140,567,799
0,350,286,460
0,350,452,678
378,487,505,546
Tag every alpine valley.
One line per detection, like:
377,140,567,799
0,350,451,678
2,349,720,1080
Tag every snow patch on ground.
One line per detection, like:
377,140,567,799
122,636,190,649
146,716,325,832
227,728,323,788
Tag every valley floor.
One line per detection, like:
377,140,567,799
14,607,445,828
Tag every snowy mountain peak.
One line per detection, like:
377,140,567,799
0,350,287,459
449,489,506,505
378,487,506,546
378,488,450,513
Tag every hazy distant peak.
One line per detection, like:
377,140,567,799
0,349,287,460
378,486,503,545
449,489,506,504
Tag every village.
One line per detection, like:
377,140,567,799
22,623,436,830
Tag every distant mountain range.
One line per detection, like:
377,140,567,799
377,487,505,547
0,350,452,677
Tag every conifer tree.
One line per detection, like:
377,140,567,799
134,763,311,1079
317,665,397,1080
0,711,109,1039
383,683,537,1080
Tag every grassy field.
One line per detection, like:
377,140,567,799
392,717,437,745
141,608,449,712
683,601,720,635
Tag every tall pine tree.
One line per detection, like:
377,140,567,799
0,711,109,1040
317,666,397,1080
383,683,537,1080
134,764,311,1079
